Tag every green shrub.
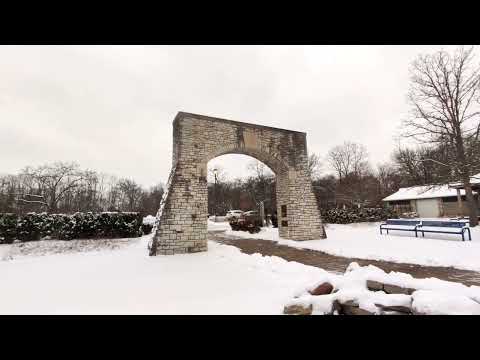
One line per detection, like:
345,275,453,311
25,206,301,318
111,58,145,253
0,212,142,242
0,213,18,244
322,207,398,224
142,224,153,235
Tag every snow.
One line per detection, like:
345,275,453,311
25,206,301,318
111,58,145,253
224,222,480,272
3,227,480,314
412,290,480,315
449,173,480,187
382,184,475,202
207,220,231,232
0,234,330,314
143,215,156,226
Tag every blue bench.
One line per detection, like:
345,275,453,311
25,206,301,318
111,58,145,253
418,220,471,241
380,219,472,241
380,219,421,237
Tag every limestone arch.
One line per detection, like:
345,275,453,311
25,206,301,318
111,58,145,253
150,112,326,256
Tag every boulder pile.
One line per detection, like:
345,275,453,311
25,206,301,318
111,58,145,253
283,263,480,315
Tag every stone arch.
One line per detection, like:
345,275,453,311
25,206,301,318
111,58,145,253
150,112,326,256
198,145,288,179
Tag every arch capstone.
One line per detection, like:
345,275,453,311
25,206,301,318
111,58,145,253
150,112,326,256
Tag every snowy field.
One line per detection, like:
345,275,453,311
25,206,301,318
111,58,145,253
1,220,480,314
0,235,326,315
2,231,480,314
224,222,480,272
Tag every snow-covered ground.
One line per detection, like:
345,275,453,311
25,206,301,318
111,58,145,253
2,224,480,314
208,220,231,232
224,222,480,272
0,235,327,314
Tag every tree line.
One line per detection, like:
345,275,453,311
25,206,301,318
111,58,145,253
0,162,164,217
206,135,479,217
2,47,478,225
210,47,480,228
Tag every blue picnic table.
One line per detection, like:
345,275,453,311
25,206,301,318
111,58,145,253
380,219,472,241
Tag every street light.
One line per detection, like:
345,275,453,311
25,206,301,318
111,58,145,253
213,168,218,221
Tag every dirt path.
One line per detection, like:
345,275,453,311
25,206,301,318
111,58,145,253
209,231,480,287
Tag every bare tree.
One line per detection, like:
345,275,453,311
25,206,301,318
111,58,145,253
116,178,143,212
327,141,369,180
404,47,480,226
19,162,85,212
307,153,322,180
377,163,403,198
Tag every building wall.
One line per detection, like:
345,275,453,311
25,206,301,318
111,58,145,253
388,195,480,218
441,195,480,217
414,198,441,218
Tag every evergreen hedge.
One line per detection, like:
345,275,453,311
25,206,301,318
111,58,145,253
0,213,18,244
0,212,142,243
322,207,398,224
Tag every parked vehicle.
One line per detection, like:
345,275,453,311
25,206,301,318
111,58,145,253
226,210,244,221
229,210,262,234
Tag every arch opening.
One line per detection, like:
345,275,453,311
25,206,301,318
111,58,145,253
206,153,277,220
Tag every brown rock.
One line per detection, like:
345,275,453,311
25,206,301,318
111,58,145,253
332,300,343,314
381,310,410,315
309,282,334,296
342,304,373,315
283,304,313,315
375,303,412,313
383,284,416,295
366,280,384,291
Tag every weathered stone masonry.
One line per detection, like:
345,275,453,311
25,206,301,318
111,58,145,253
150,112,327,255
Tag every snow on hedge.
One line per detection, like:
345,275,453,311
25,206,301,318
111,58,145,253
224,222,480,272
143,215,156,226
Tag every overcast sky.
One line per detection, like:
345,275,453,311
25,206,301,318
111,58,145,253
0,45,466,187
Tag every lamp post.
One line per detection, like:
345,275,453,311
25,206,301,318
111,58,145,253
213,168,218,222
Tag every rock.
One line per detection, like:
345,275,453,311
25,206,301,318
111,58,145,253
338,300,373,315
283,304,313,315
309,282,334,296
383,284,416,295
381,310,410,315
375,303,412,313
342,304,373,315
366,280,384,291
342,300,358,307
332,300,343,314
